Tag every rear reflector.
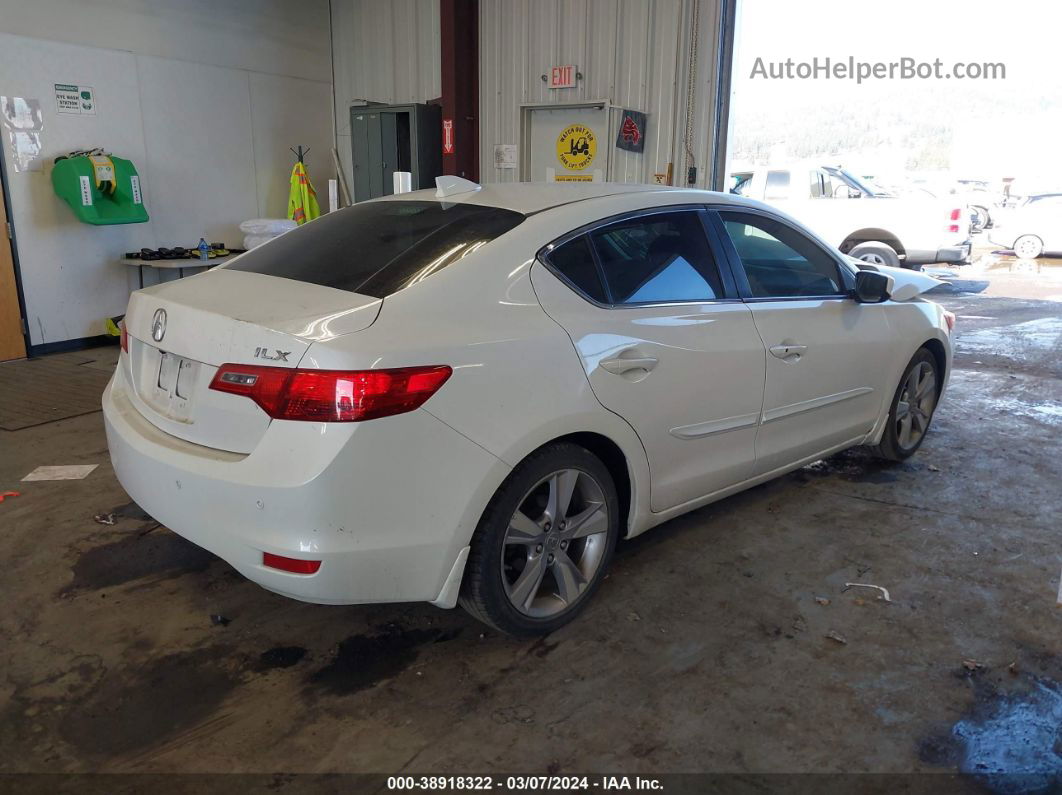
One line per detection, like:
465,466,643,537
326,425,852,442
209,363,452,422
263,552,321,574
943,310,956,333
120,323,129,353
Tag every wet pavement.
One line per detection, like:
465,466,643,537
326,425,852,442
0,255,1060,789
926,244,1062,303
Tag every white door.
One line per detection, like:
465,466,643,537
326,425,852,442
527,106,607,183
531,209,766,511
752,168,860,250
716,209,892,474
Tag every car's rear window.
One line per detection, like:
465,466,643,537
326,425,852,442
225,200,524,297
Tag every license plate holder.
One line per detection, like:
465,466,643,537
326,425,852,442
149,352,198,421
157,351,180,392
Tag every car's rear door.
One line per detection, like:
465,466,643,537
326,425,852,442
530,207,766,512
711,208,893,474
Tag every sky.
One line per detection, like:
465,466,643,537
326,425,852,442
728,0,1062,188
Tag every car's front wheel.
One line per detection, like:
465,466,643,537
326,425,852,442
459,442,620,636
872,348,940,461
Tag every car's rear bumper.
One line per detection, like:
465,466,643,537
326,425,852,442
905,241,972,265
102,368,507,606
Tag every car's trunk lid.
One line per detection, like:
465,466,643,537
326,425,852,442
122,269,382,453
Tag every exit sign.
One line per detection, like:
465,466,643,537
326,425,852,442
549,65,577,89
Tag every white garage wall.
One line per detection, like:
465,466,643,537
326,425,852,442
0,0,331,82
134,57,260,248
0,37,149,347
0,1,334,348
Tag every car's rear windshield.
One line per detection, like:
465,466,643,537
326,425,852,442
225,200,525,298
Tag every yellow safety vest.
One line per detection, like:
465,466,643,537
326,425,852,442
288,161,320,225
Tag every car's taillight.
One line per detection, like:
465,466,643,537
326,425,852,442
262,552,321,574
209,363,452,422
943,310,956,333
948,208,962,233
120,323,129,353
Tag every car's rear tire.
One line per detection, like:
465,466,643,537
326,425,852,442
459,442,620,636
872,348,940,462
849,242,902,268
1013,234,1044,259
970,205,990,232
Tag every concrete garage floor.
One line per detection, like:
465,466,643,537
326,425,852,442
1,254,1060,788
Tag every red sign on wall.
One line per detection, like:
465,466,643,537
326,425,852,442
549,65,577,89
442,119,454,154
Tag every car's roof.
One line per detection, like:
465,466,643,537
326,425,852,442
375,182,739,215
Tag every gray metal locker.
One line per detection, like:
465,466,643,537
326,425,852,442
350,103,442,202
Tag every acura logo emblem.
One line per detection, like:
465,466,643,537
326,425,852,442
151,308,167,342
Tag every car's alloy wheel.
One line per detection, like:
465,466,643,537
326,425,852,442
1013,234,1044,259
460,443,619,635
501,468,609,618
895,360,937,450
872,348,940,461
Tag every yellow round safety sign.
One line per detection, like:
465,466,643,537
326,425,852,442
556,124,596,171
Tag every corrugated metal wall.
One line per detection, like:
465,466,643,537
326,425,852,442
330,0,725,189
331,0,441,185
479,0,722,187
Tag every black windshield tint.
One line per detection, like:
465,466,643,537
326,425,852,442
225,201,524,297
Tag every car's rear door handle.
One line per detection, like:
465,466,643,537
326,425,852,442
769,344,808,360
599,354,659,375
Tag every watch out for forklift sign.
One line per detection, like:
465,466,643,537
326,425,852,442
556,124,596,171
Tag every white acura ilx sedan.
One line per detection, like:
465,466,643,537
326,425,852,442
104,179,953,635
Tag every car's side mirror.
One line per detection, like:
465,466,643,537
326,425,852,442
853,270,893,303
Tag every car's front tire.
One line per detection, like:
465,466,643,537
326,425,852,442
872,348,940,461
459,442,620,636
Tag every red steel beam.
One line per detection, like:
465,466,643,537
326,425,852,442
439,0,479,181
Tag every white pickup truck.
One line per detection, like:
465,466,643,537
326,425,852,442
731,164,972,269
